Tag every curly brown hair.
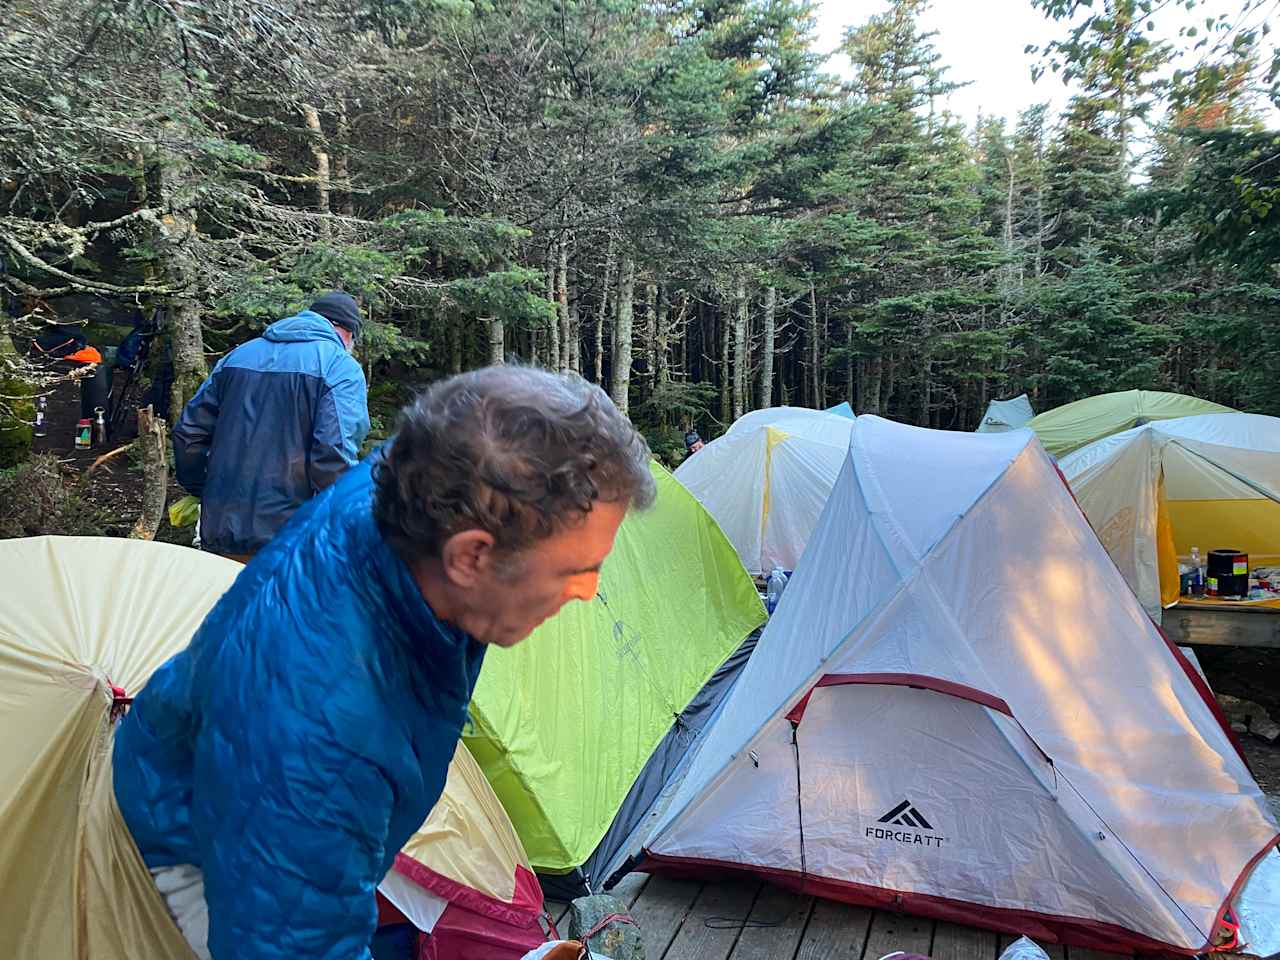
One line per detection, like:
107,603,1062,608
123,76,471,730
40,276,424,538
374,365,655,566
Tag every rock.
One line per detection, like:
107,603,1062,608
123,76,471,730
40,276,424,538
1231,722,1248,733
1251,718,1280,742
1217,694,1255,724
1217,694,1273,731
568,894,644,960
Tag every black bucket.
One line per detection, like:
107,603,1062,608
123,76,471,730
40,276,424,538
1207,549,1249,599
79,357,112,421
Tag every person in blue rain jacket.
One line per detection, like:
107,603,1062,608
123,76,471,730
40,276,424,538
172,290,371,560
113,365,657,960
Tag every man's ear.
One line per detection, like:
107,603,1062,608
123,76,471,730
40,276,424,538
440,529,497,588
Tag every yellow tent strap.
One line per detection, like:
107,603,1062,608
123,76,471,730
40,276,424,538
761,427,789,542
1156,471,1181,609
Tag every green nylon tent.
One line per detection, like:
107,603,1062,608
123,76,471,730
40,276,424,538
1028,389,1234,459
464,460,765,875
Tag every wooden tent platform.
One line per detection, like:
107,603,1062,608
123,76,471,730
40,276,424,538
1164,603,1280,648
548,874,1131,960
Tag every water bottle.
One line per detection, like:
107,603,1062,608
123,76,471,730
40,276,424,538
93,406,107,446
766,566,789,614
1190,546,1204,597
33,394,47,437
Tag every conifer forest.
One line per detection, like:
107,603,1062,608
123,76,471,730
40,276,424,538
2,0,1278,467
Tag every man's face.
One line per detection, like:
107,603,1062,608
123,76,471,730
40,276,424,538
332,323,355,353
467,499,629,648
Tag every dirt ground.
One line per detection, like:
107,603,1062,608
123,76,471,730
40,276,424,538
29,368,189,544
1194,646,1280,817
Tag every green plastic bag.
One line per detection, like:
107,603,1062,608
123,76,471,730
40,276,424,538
568,895,644,960
168,495,200,529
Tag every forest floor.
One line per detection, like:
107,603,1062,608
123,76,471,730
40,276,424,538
23,371,1280,818
30,372,191,546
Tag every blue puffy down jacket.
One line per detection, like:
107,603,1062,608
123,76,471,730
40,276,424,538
113,457,487,960
172,310,370,556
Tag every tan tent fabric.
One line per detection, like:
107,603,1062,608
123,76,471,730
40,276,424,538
0,536,239,958
0,535,541,958
401,741,532,904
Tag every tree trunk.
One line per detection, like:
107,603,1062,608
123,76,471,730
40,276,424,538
300,104,331,235
808,282,820,407
487,317,504,365
610,257,635,415
845,320,854,407
756,285,777,409
557,235,571,373
545,243,560,370
820,299,830,404
644,281,658,395
568,244,581,374
596,236,614,385
1004,153,1017,316
129,405,168,541
335,100,354,217
0,322,34,467
450,317,463,374
732,276,749,419
656,289,673,390
720,302,731,424
1035,177,1046,278
883,353,897,415
856,357,883,416
153,137,207,417
917,346,931,426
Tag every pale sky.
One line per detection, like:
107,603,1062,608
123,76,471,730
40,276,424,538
813,0,1279,131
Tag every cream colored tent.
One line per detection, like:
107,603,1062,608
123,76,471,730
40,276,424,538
0,536,546,959
674,407,854,575
1059,412,1280,620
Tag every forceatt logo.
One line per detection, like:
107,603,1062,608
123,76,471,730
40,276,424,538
865,799,946,848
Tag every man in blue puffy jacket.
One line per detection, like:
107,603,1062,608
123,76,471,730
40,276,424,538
113,365,656,960
172,290,371,561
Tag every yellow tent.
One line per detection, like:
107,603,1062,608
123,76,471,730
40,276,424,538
0,536,546,959
1060,414,1280,618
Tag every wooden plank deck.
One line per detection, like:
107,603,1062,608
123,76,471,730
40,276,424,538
548,876,1131,960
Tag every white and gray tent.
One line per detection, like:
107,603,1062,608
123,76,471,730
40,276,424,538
626,417,1280,955
976,393,1034,433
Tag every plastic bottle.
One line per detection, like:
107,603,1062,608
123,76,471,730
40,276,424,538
1190,546,1204,597
34,395,47,438
766,566,789,614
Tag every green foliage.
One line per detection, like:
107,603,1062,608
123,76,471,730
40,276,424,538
1174,129,1280,276
3,0,1279,479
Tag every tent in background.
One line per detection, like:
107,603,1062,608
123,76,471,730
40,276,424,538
1027,389,1232,458
1059,412,1280,619
0,536,549,960
976,394,1034,433
826,401,855,419
629,417,1279,955
466,461,765,895
674,406,855,575
537,625,762,900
